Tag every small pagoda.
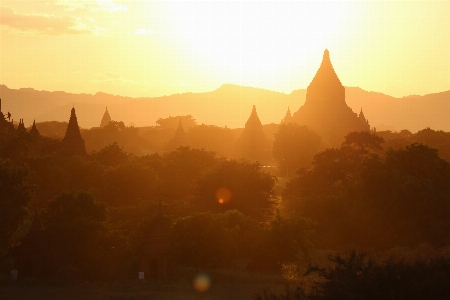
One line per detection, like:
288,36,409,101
60,107,87,156
165,118,189,151
100,107,112,128
281,107,294,124
29,120,40,136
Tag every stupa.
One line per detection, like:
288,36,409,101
100,107,111,128
292,49,370,145
60,107,87,156
165,118,189,151
281,107,294,124
29,120,40,136
236,105,270,162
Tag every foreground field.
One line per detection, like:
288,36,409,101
0,270,286,300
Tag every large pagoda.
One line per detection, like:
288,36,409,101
292,49,370,146
60,107,87,156
235,105,270,162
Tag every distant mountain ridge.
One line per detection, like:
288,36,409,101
0,84,449,132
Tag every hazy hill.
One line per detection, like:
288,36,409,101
1,84,449,132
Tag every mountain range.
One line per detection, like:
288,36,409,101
0,84,449,132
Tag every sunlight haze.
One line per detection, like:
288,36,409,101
1,1,449,98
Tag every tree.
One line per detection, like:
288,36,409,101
192,159,276,221
342,130,384,153
187,124,236,157
90,142,129,167
0,159,34,256
42,190,108,279
273,123,322,177
170,211,261,269
157,147,218,203
283,141,450,249
414,128,450,161
156,115,197,130
171,212,237,269
247,213,314,272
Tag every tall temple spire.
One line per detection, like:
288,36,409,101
100,106,112,128
165,117,189,151
60,107,87,156
292,49,370,145
17,119,26,133
359,108,369,124
245,105,263,128
236,105,269,162
281,107,294,124
29,120,40,136
305,49,345,108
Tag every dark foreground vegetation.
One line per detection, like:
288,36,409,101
1,125,450,299
255,246,450,300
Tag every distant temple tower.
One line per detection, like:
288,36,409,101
292,49,370,146
17,119,27,134
60,107,87,156
29,120,40,136
236,105,270,162
100,107,112,128
281,107,294,124
165,118,189,151
358,108,368,124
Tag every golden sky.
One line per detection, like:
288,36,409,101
1,0,449,98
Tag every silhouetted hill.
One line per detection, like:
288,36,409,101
345,87,450,132
1,84,449,131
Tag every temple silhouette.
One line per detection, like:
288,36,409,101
60,107,87,156
165,118,189,151
0,98,38,137
236,105,270,162
292,49,370,146
100,107,111,128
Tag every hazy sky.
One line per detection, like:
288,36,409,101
1,0,449,98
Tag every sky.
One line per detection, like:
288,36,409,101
0,0,449,98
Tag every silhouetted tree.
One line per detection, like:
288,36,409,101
187,124,236,157
247,213,314,272
0,159,34,256
90,142,129,167
171,212,237,269
41,190,108,280
273,123,321,177
192,159,276,221
342,130,384,153
157,147,218,203
156,115,197,130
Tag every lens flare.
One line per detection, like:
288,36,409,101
215,187,232,204
193,272,211,292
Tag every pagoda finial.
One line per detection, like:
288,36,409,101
322,48,331,65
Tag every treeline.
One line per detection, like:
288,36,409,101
2,125,450,288
283,132,450,249
0,130,313,280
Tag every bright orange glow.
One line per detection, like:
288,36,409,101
193,272,211,293
215,187,232,205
